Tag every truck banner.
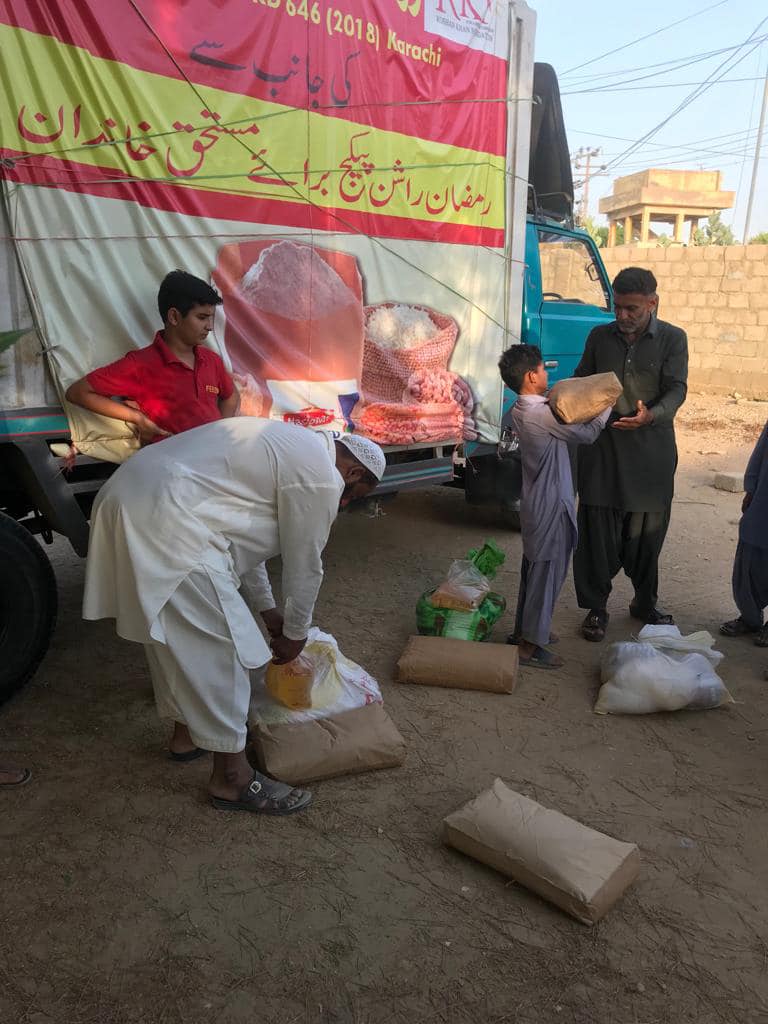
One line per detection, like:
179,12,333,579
0,0,526,461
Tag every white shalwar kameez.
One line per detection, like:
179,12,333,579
83,418,344,752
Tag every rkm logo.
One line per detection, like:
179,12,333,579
397,0,492,20
434,0,492,22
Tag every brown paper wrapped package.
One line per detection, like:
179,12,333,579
443,778,640,925
397,635,518,693
548,372,623,424
251,703,406,785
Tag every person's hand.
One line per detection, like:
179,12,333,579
260,608,284,639
270,634,307,665
742,492,753,513
125,405,171,444
611,400,654,430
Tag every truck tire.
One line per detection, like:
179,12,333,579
0,512,58,705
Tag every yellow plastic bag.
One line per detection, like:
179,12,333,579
253,628,382,725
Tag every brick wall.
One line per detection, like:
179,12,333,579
539,241,607,307
600,244,768,399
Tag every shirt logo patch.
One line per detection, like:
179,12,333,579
205,384,220,394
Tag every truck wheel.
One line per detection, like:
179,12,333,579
0,512,58,705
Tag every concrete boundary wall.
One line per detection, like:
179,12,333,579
600,244,768,399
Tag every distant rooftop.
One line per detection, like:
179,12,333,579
599,168,735,246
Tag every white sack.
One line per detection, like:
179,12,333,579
595,625,733,715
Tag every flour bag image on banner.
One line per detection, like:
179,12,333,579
213,240,479,443
212,239,365,430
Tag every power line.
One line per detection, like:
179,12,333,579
563,34,767,92
561,0,730,76
596,129,761,162
569,125,759,150
732,43,766,226
562,74,766,95
591,124,764,166
743,60,768,239
609,150,766,173
602,16,768,174
563,42,755,84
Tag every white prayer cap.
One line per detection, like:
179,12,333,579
337,434,386,480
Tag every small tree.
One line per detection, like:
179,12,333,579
580,215,621,247
748,231,768,245
692,212,737,246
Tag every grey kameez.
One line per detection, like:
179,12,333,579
511,395,609,647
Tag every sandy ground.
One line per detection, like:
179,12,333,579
1,398,767,1024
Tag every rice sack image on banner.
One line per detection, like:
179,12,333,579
213,237,480,442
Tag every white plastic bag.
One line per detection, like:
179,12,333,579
595,625,732,715
430,559,490,610
250,627,382,726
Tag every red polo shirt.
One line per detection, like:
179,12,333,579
86,332,234,438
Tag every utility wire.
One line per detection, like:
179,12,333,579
569,125,758,154
562,74,766,95
589,127,762,161
602,17,768,174
562,1,730,76
608,149,766,173
563,34,767,92
562,40,762,85
731,43,766,228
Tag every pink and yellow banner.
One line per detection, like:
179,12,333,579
1,0,509,244
0,1,525,458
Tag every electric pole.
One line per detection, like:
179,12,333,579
572,146,606,225
744,62,768,242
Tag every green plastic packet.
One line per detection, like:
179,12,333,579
416,538,507,641
416,590,506,642
466,539,505,580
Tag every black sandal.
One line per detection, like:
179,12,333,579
211,771,312,816
582,609,609,642
755,624,768,648
630,604,674,626
720,617,758,638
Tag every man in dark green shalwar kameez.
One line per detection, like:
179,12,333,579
573,267,689,643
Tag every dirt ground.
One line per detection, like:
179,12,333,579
2,396,767,1024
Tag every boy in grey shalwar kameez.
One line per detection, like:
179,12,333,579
499,345,611,669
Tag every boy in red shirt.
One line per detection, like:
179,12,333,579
66,270,239,444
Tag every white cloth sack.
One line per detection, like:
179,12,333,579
595,625,733,715
250,627,382,725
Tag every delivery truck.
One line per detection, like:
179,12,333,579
0,0,613,701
